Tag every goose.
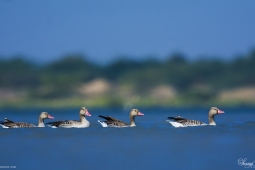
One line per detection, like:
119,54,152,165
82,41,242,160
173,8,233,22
98,109,144,127
46,107,91,128
0,112,54,128
166,107,224,127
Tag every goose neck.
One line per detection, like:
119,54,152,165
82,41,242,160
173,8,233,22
130,115,136,127
38,117,45,127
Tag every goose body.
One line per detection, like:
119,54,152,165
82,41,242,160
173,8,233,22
167,107,224,127
46,119,90,128
46,107,91,128
0,112,54,128
98,109,144,127
166,116,207,127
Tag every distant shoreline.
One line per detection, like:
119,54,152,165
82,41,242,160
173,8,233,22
0,98,255,109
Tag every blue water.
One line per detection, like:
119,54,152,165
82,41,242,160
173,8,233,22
0,107,255,170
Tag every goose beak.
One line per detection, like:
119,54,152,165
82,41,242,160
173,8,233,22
86,110,91,117
138,112,144,116
48,115,54,119
218,109,224,114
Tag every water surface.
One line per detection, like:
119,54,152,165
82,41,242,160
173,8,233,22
0,107,254,170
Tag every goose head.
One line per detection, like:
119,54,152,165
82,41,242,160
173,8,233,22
130,109,144,117
40,112,54,120
209,107,224,117
80,107,91,117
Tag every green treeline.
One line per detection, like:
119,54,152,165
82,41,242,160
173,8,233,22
0,49,255,107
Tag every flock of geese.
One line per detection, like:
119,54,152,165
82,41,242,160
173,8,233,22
0,107,224,128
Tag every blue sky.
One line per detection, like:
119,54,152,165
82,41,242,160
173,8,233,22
0,0,255,63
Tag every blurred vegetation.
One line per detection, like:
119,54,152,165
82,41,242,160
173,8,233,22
0,49,255,108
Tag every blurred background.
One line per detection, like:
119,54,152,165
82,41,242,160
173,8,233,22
0,1,255,108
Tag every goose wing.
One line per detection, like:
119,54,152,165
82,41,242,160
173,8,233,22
98,115,128,127
4,118,15,123
0,121,36,128
46,120,80,128
168,116,206,127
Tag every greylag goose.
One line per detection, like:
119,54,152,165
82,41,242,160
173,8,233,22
98,109,144,127
46,107,91,128
0,112,54,128
166,107,224,127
